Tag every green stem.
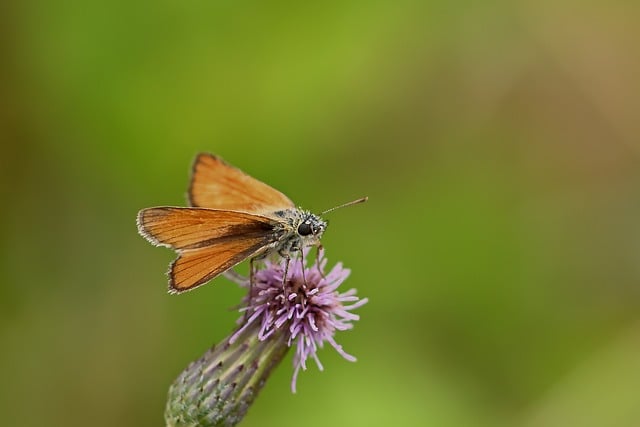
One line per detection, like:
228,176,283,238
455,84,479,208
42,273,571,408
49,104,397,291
165,324,289,427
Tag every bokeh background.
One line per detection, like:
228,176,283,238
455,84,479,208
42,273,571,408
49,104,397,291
2,1,640,426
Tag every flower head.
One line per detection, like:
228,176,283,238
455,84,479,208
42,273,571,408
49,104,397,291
231,248,368,392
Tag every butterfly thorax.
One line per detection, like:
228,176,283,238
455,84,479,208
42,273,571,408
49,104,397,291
271,209,327,257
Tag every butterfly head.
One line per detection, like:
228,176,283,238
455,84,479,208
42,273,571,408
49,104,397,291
296,212,327,246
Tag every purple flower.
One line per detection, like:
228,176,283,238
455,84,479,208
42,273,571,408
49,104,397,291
230,248,368,393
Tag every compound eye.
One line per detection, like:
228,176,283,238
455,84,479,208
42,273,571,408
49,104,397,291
298,222,313,236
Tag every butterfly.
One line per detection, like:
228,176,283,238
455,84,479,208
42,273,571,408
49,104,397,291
137,153,366,294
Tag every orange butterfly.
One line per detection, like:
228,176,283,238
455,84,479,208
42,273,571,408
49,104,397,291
137,153,366,294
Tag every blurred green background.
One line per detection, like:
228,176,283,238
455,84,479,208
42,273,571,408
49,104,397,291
2,1,640,426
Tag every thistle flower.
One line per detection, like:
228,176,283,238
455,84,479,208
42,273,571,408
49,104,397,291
231,248,368,392
165,249,367,426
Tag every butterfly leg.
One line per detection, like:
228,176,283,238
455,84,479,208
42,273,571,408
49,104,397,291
222,268,246,284
281,256,293,292
241,258,258,321
299,249,308,285
315,245,326,279
249,257,256,293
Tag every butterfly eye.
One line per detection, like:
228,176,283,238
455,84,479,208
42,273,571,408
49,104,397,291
298,222,313,236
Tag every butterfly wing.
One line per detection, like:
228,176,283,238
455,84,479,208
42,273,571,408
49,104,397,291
188,153,295,214
168,243,264,294
137,207,280,293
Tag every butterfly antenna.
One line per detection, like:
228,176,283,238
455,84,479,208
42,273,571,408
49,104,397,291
321,197,368,215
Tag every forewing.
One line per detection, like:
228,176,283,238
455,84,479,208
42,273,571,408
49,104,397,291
137,207,277,250
188,153,295,213
137,207,280,293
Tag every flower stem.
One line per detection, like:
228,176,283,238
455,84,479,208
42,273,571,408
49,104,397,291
165,325,289,427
